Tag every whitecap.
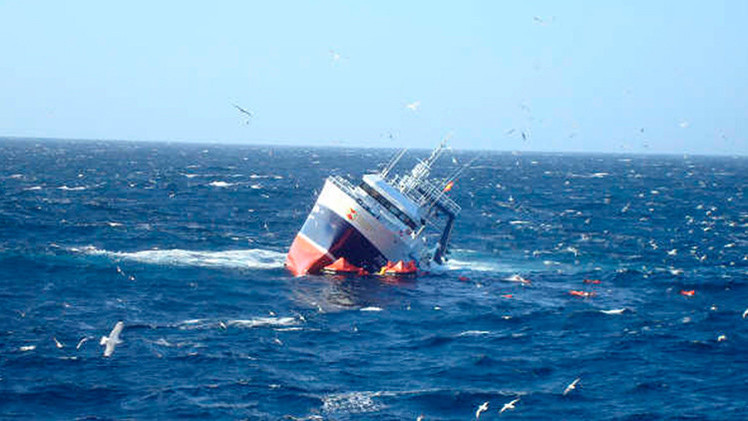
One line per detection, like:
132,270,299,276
154,338,173,347
72,246,286,270
209,181,233,188
446,258,516,273
599,308,628,315
24,186,43,191
19,345,36,352
457,330,491,337
227,316,298,328
322,391,384,414
58,185,87,191
360,306,383,312
504,274,530,284
275,327,304,332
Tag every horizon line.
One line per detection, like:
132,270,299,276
1,135,745,159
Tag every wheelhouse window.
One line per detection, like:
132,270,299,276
359,182,418,229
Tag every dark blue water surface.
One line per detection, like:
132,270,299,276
1,138,746,420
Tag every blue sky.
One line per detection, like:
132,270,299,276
1,1,746,155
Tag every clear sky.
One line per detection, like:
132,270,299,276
1,1,746,155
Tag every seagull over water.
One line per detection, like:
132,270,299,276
100,321,124,357
76,337,89,350
475,401,489,419
232,104,253,124
500,398,520,414
563,378,581,396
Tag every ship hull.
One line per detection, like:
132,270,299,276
286,178,415,276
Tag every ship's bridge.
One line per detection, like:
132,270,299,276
360,174,422,228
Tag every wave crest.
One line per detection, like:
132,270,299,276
71,246,286,269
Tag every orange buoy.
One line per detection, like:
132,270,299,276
569,290,596,298
584,279,601,284
680,290,695,297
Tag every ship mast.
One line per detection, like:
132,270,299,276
398,134,451,194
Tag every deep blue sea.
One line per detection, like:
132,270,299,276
1,138,746,420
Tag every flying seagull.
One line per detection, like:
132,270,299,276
76,337,89,350
233,104,253,124
475,401,489,419
563,378,581,396
329,50,348,62
100,321,124,357
500,397,520,414
406,101,421,111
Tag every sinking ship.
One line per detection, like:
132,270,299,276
286,139,464,276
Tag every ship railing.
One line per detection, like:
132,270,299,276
389,174,461,216
329,175,358,196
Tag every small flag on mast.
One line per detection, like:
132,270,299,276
443,180,454,192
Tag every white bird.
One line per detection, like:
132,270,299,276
100,321,124,357
475,401,489,419
500,397,520,414
76,337,89,350
742,308,747,319
53,337,64,349
329,50,348,62
667,249,678,256
406,101,421,111
563,378,581,396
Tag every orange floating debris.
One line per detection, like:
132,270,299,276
322,257,364,275
501,294,513,298
680,290,695,297
584,279,601,284
569,290,596,298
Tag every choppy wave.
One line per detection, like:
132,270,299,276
70,246,286,269
322,391,385,414
226,316,299,328
208,181,233,188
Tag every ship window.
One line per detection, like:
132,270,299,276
360,182,417,229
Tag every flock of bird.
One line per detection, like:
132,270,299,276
465,378,578,420
19,320,125,357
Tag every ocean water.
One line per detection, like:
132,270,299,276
0,138,746,420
